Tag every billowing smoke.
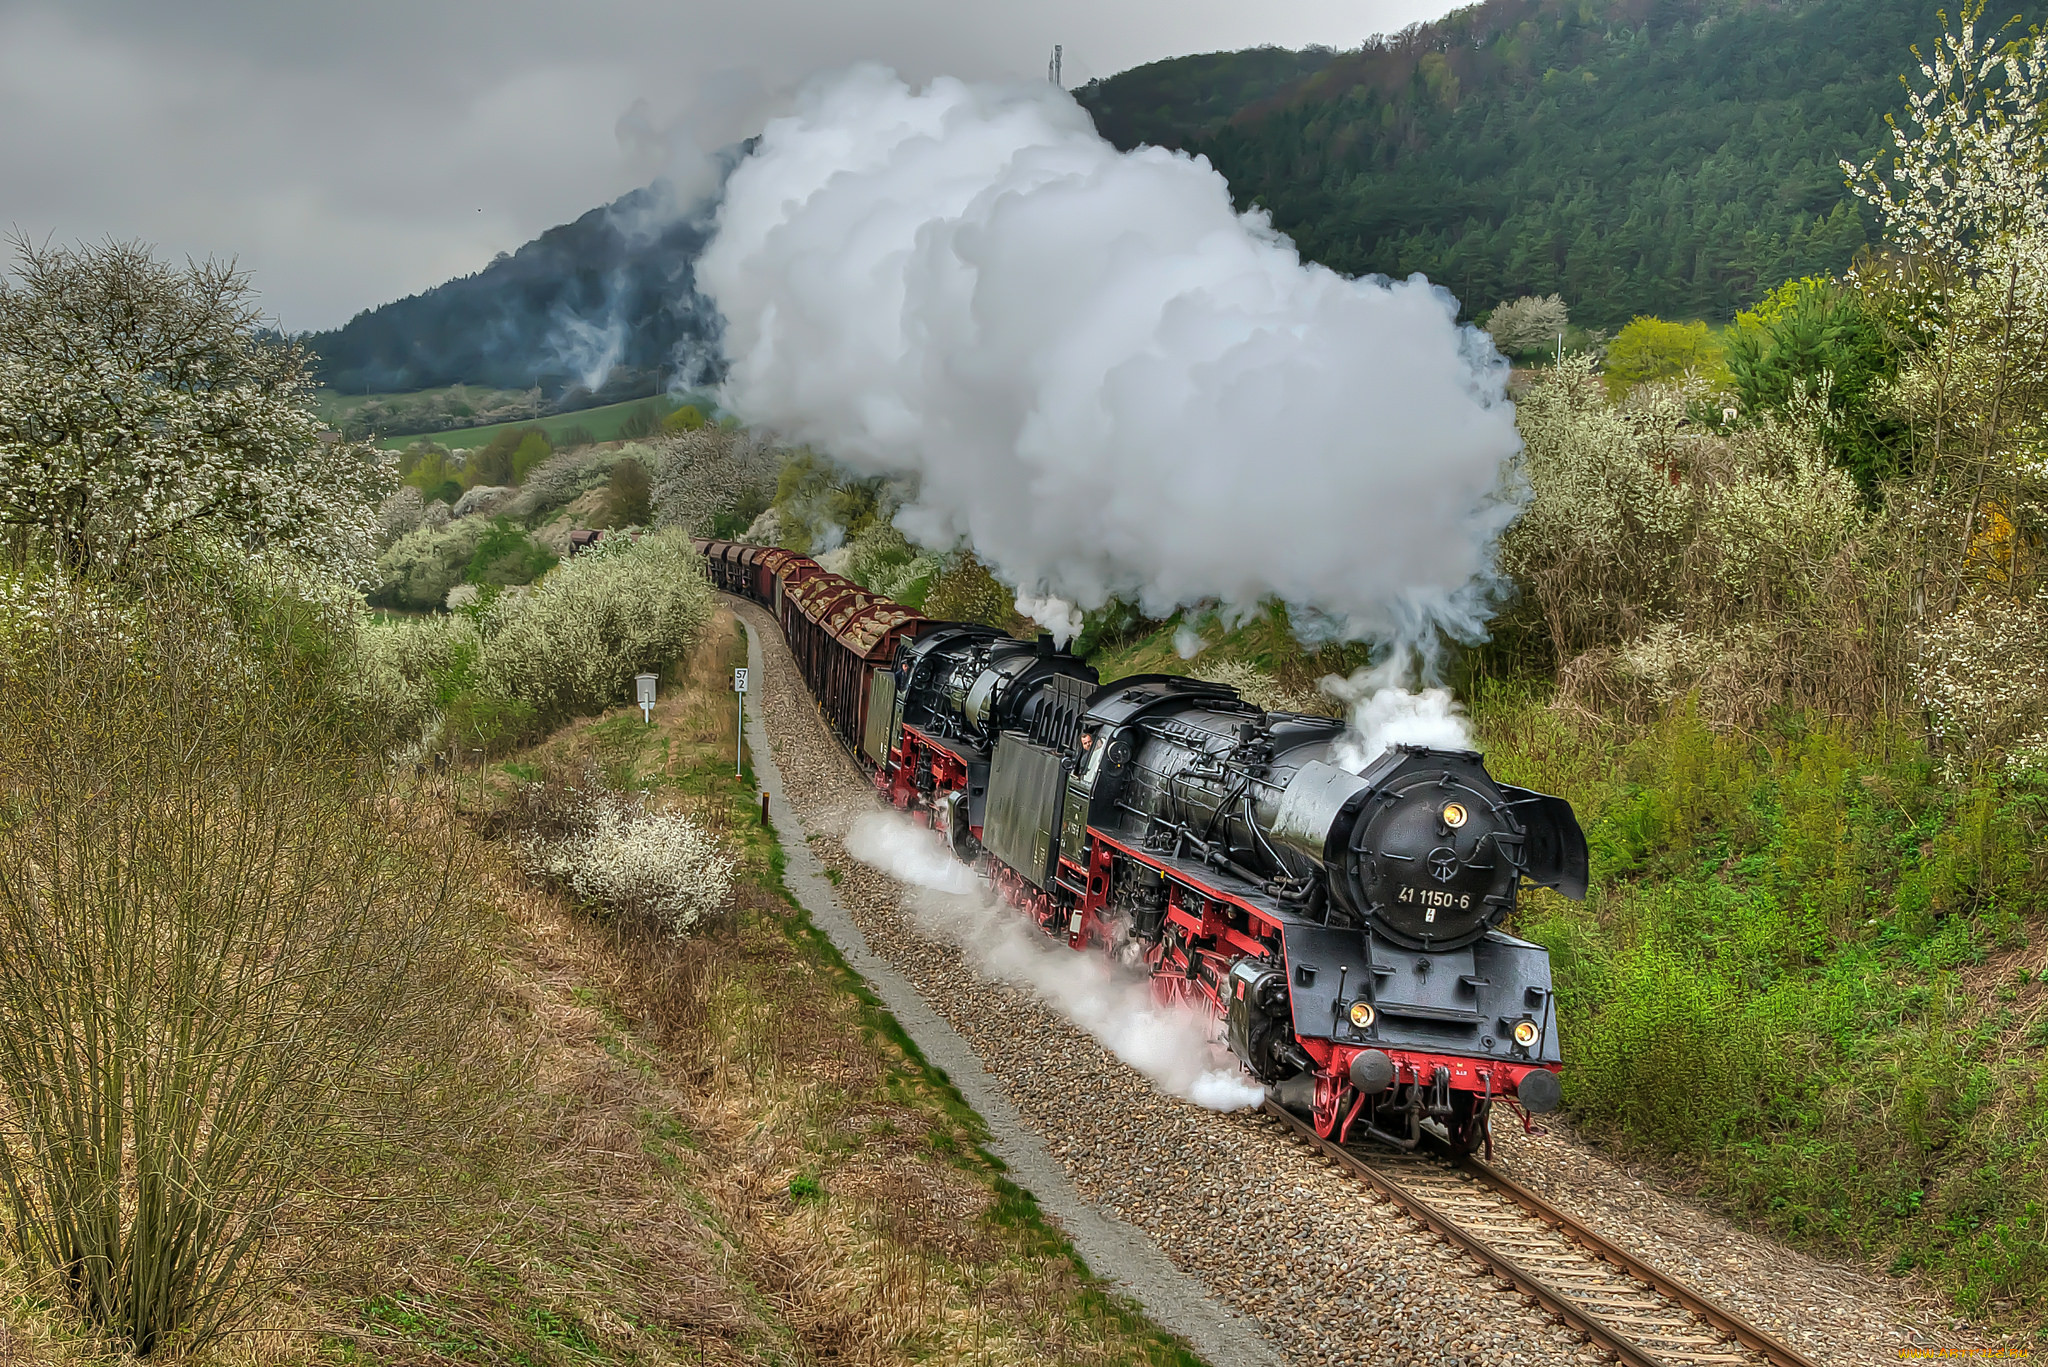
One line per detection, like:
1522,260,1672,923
699,66,1521,648
844,813,1263,1111
1323,660,1472,773
546,292,629,392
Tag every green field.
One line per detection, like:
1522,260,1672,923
372,393,713,452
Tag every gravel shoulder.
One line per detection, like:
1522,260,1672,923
737,611,1281,1367
732,597,1993,1367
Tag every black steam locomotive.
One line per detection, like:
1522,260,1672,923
694,540,1588,1149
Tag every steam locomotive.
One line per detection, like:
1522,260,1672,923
694,540,1587,1150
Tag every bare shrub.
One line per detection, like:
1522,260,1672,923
1193,659,1341,716
0,579,484,1354
1502,358,1904,725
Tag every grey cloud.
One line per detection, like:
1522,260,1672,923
1,0,1449,331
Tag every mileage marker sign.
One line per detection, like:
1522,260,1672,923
733,667,748,775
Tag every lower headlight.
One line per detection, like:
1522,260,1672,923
1512,1018,1540,1048
1349,1000,1375,1029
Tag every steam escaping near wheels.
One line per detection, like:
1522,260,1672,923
698,66,1521,658
845,812,1264,1112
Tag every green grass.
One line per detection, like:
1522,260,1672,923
312,383,529,425
373,393,713,452
1478,689,2046,1321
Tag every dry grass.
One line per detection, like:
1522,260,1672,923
0,607,1200,1364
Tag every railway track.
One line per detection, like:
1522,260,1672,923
1260,1101,1820,1367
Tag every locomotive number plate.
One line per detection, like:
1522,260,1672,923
1397,885,1470,923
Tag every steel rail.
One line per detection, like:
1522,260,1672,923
1261,1099,1820,1367
1458,1151,1818,1367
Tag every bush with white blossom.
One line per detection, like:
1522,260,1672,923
0,239,390,581
477,528,714,726
521,785,735,935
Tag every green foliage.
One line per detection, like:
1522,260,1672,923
1727,276,1908,497
707,482,771,540
1072,597,1161,659
661,403,706,433
1604,316,1725,394
1077,0,2042,327
769,449,887,555
465,425,546,489
464,517,556,589
607,457,653,528
1478,686,2048,1313
835,521,944,608
510,430,552,484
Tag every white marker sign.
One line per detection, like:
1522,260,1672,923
633,672,658,724
733,668,748,775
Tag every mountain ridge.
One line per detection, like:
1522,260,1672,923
305,174,729,403
1077,0,2044,326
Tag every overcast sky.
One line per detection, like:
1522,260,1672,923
0,0,1455,333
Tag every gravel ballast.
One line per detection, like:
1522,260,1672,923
730,599,1995,1367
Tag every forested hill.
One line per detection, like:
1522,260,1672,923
1078,0,2047,327
304,177,726,400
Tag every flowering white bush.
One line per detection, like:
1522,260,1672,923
649,427,778,536
1845,9,2048,274
522,786,736,934
367,520,485,611
0,239,390,581
506,447,619,519
1913,591,2048,773
377,486,424,548
1485,294,1570,355
478,528,714,724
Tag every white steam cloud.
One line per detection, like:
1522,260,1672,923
699,67,1521,645
843,813,1263,1111
1323,660,1474,773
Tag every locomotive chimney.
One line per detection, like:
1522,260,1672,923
1036,632,1054,659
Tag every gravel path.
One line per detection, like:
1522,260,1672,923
732,599,1995,1367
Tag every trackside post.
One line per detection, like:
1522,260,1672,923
734,667,749,775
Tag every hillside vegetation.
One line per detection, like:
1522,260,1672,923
1079,0,2045,327
305,179,725,403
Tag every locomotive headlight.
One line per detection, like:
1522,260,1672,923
1512,1018,1540,1049
1349,1001,1376,1029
